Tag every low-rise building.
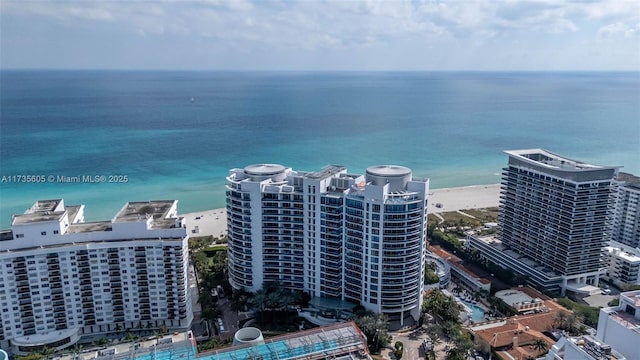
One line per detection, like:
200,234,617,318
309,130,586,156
466,234,571,294
546,334,627,360
494,289,545,314
602,242,640,289
596,290,640,359
469,298,567,360
202,322,371,360
430,245,491,293
425,252,451,289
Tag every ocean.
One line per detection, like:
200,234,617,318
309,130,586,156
1,71,639,228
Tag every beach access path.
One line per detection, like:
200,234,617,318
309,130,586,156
180,184,501,237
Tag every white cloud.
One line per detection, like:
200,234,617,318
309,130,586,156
598,21,640,38
1,0,638,70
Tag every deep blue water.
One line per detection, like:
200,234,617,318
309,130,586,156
1,71,639,228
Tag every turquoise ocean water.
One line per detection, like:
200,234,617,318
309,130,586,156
1,71,639,228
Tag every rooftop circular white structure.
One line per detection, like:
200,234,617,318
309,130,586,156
0,349,8,360
366,165,411,177
366,165,412,191
244,164,287,182
233,327,265,346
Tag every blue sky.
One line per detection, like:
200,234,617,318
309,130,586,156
1,0,639,70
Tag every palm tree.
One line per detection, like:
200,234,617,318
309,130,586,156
40,347,56,360
159,324,169,334
73,344,84,360
533,338,548,353
94,338,109,346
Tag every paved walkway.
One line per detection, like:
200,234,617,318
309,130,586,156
382,326,453,360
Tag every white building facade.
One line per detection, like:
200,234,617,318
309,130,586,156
603,242,640,289
226,164,429,324
0,200,193,355
609,173,640,249
546,335,626,360
596,290,640,359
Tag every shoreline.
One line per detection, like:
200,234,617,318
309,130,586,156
180,183,501,237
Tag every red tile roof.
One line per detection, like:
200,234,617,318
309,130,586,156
473,299,570,357
429,245,492,284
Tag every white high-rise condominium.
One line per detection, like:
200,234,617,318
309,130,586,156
499,149,618,292
609,173,640,249
0,199,192,355
226,164,429,325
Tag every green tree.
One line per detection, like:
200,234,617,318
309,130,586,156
425,323,442,345
230,288,250,325
451,330,473,357
16,352,45,360
553,310,569,330
40,347,56,360
446,347,467,360
424,266,440,285
94,338,109,346
394,341,404,359
533,338,548,353
202,305,222,322
125,332,139,342
422,289,462,323
354,312,390,354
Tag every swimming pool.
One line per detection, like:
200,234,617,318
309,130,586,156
462,301,486,322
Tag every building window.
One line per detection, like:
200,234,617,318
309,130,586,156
15,234,24,238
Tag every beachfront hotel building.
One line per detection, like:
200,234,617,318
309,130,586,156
467,149,618,295
226,164,428,325
0,199,193,355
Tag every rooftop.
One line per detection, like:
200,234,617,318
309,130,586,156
495,289,541,307
566,335,626,360
617,172,640,189
113,200,176,223
604,246,640,263
429,245,492,284
244,164,287,176
305,165,347,179
66,222,113,234
201,322,370,360
11,199,73,226
366,165,411,177
505,148,615,171
605,309,640,332
472,235,561,277
471,299,569,358
621,290,640,308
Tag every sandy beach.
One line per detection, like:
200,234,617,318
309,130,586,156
180,184,501,237
181,208,228,238
429,184,501,212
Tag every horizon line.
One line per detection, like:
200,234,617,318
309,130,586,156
2,68,639,73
